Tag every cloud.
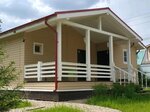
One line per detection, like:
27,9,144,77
42,0,100,10
0,0,41,19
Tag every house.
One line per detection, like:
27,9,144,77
140,45,150,82
0,7,146,101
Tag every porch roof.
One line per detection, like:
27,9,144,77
0,7,145,48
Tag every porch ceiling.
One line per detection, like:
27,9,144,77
69,14,137,40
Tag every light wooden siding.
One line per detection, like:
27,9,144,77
131,46,137,68
0,33,24,85
58,82,112,90
96,42,108,51
25,25,97,64
24,28,55,64
24,82,55,90
114,41,137,69
62,25,97,64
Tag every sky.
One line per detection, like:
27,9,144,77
0,0,150,45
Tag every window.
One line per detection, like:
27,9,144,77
33,42,43,55
123,49,127,64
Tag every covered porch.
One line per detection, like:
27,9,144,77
23,11,140,91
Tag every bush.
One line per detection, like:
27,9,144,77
0,47,21,111
93,84,110,96
93,83,141,98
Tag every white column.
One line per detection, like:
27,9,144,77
127,40,132,82
86,29,91,81
109,36,115,82
37,61,42,81
98,16,102,30
57,22,62,81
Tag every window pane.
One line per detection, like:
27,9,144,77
35,45,41,53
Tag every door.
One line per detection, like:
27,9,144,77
77,49,86,81
97,50,109,65
97,50,110,81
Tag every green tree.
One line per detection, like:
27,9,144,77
0,47,21,111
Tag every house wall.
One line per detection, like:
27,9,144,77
24,28,55,64
0,33,25,86
24,25,97,65
114,40,137,69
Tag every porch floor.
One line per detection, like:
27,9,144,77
23,81,113,92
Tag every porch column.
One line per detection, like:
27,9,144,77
127,40,132,82
57,22,62,81
109,36,115,82
86,29,91,81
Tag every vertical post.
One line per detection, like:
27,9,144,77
98,16,102,30
127,40,132,82
57,22,62,81
141,73,143,88
109,36,115,82
37,61,42,81
86,29,91,81
145,75,148,88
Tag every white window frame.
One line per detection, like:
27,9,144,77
123,49,127,64
33,42,43,55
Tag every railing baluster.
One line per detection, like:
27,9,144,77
124,72,126,85
145,75,148,88
120,71,122,85
141,73,143,88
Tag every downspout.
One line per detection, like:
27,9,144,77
45,19,58,92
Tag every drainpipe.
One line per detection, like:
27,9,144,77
45,19,58,92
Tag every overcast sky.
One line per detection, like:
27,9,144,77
0,0,150,45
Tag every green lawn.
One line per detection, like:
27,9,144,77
87,94,150,112
14,100,32,108
32,105,84,112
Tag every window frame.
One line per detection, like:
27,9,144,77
123,49,128,64
33,42,43,55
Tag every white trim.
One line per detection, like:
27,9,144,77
123,49,128,64
33,42,43,55
20,89,54,92
62,20,128,40
56,89,93,92
57,10,108,19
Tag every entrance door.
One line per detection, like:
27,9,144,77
77,49,86,81
97,50,109,65
97,50,110,81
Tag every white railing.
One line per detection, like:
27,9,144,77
62,62,87,78
91,64,111,79
24,61,112,81
114,66,133,85
131,67,148,88
24,61,55,81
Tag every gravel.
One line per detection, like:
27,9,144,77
10,100,121,112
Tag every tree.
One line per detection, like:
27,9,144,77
0,19,2,32
0,47,21,111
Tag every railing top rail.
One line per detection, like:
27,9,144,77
131,66,147,76
114,66,131,76
91,64,111,68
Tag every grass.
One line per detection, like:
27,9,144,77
14,100,32,108
87,84,150,112
32,105,84,112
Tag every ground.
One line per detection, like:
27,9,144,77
10,100,120,112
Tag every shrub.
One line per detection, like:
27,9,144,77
93,84,110,96
0,47,21,111
93,83,141,98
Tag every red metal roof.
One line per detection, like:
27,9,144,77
0,7,143,40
